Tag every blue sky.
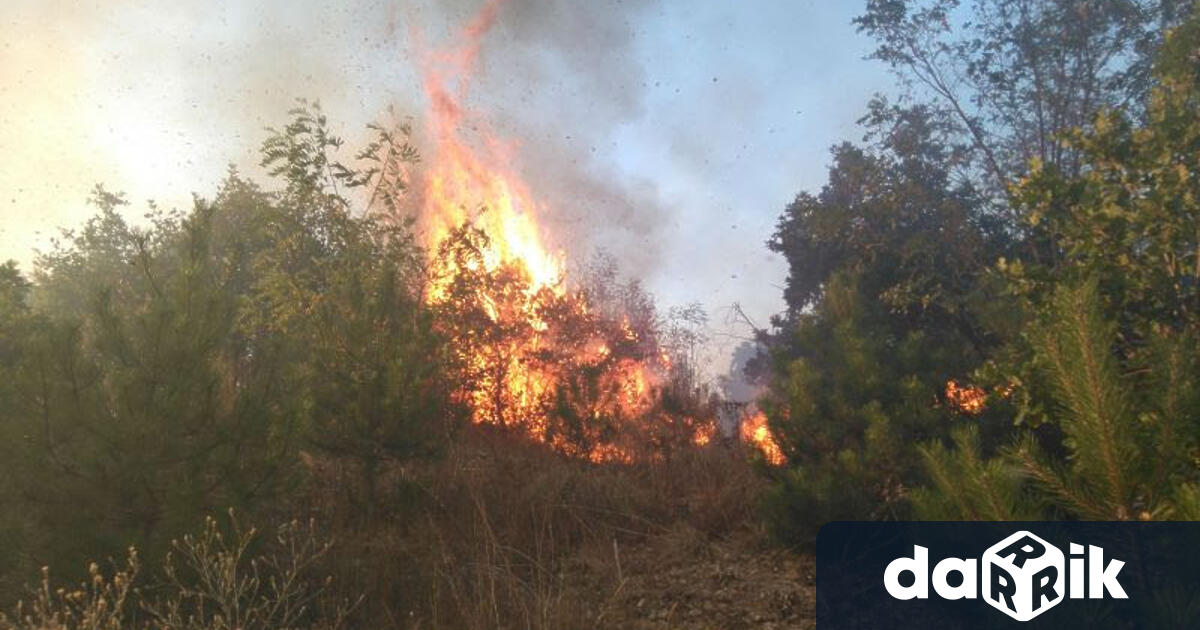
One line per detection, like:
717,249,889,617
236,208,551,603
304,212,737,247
0,0,892,378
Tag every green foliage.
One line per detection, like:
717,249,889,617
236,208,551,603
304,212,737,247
2,197,294,577
855,0,1188,194
1015,9,1200,336
1021,281,1143,519
761,465,877,551
762,2,1200,540
919,280,1200,520
251,107,454,523
911,424,1036,520
0,101,450,594
1028,282,1200,520
760,108,1010,543
909,12,1200,522
770,127,1003,319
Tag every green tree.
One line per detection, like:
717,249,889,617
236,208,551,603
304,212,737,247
2,192,295,581
0,101,450,592
760,0,1199,543
1013,7,1200,337
916,281,1200,520
915,9,1200,520
760,110,1010,543
856,0,1191,197
0,262,40,593
248,101,457,525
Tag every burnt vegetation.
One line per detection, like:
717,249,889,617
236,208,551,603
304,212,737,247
3,1,1200,628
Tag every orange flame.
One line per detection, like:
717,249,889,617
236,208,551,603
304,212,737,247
419,0,562,300
417,0,567,435
740,411,785,466
692,420,716,447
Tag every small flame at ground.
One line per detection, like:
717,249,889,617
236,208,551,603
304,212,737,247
740,411,785,466
945,380,987,415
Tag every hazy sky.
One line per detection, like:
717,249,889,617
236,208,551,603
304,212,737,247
0,0,891,377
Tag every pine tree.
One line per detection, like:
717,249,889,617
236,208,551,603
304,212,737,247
911,424,1036,520
915,280,1200,520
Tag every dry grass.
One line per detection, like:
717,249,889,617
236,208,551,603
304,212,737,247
0,515,355,630
1,428,779,630
311,426,770,629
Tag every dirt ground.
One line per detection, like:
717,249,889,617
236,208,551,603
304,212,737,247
566,527,816,629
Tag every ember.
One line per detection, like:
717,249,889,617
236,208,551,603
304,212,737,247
945,379,987,415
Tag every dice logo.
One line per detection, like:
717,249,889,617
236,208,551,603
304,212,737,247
882,529,1127,621
981,531,1064,621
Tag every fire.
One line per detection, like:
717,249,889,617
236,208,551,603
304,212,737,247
740,411,785,466
588,442,635,465
419,0,563,301
408,0,713,463
945,379,986,415
692,421,716,447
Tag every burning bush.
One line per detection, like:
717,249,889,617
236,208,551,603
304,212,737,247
428,224,717,463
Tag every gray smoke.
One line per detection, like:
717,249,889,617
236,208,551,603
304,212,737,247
404,0,670,275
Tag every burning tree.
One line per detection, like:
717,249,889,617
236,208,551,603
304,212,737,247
399,1,724,464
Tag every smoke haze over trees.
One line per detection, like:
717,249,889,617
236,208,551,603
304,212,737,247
3,1,1200,627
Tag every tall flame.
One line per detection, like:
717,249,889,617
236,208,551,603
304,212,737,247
409,1,720,465
412,1,646,459
419,0,562,298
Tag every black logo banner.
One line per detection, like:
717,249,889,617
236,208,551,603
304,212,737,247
817,521,1200,628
